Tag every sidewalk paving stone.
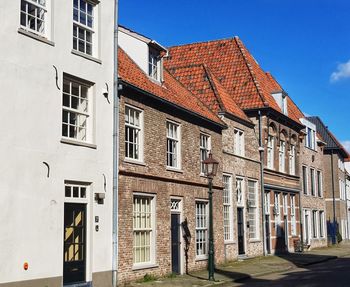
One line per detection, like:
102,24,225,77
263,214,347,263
125,243,350,287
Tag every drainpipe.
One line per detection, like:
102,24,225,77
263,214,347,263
331,150,336,244
258,110,267,256
298,185,303,251
112,1,119,286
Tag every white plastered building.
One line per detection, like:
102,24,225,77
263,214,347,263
0,1,114,286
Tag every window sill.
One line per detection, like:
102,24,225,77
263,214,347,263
123,158,146,166
18,28,55,46
71,49,102,64
195,256,208,262
224,240,236,245
132,263,159,271
166,167,183,173
60,138,97,149
249,239,261,243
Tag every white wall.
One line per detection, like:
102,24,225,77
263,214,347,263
118,29,149,74
0,0,114,284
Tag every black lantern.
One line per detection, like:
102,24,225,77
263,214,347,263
203,153,219,179
202,152,219,281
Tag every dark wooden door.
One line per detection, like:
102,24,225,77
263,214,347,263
171,213,181,274
237,208,245,255
63,203,86,285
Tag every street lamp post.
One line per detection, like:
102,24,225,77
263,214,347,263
203,153,219,281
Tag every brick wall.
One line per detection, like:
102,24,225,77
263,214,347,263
117,90,224,284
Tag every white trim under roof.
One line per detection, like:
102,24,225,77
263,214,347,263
119,25,167,52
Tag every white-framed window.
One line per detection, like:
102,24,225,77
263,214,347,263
290,195,296,236
133,194,155,265
20,0,49,37
64,182,88,201
302,166,308,195
195,201,208,258
289,144,296,175
236,177,244,207
125,105,143,161
305,127,316,150
279,140,286,172
264,192,270,215
166,121,180,169
281,95,288,115
274,192,280,216
73,0,97,56
200,134,211,174
319,211,325,238
310,168,316,196
317,170,323,197
248,180,259,240
223,175,233,242
267,135,274,169
340,179,346,200
234,129,245,156
149,49,160,80
312,210,318,238
62,76,92,142
282,194,288,215
274,192,282,237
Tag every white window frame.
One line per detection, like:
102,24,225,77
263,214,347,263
248,180,259,240
274,192,282,237
195,200,208,259
305,127,316,150
319,211,325,238
125,105,143,162
317,170,323,197
223,175,233,242
236,177,245,207
289,144,296,175
264,192,271,215
20,0,50,38
234,128,245,157
166,120,181,169
62,76,93,143
148,48,161,81
283,194,288,216
310,168,316,196
279,140,286,173
267,135,275,169
73,0,97,56
312,210,318,238
302,166,308,195
290,195,296,236
200,133,211,175
133,193,156,267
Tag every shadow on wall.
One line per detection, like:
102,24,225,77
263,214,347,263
327,220,341,244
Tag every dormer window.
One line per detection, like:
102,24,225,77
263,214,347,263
149,49,158,79
300,118,317,151
281,95,287,115
272,91,288,116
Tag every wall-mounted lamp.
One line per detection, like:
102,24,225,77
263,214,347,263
95,193,105,204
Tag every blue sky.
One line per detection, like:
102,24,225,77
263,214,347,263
119,0,350,151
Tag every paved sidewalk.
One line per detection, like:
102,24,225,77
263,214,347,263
126,243,350,287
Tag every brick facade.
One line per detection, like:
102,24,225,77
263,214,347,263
221,117,263,260
300,139,327,249
117,89,225,284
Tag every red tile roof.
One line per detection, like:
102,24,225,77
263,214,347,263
165,37,303,124
118,47,225,127
167,63,251,124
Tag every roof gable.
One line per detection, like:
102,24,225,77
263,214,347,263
166,37,303,124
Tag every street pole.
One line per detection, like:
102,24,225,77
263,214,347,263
208,178,215,281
